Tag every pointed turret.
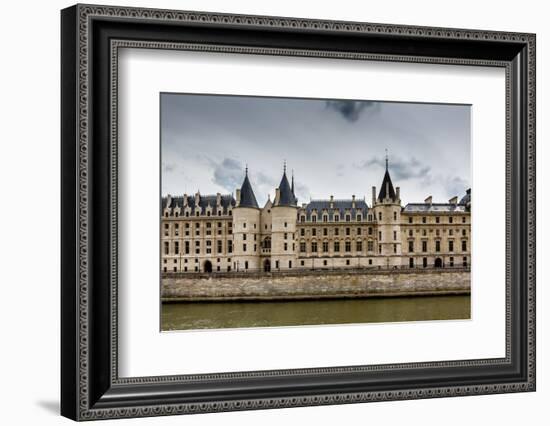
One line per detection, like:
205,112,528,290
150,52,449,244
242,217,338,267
238,166,259,208
377,151,397,202
274,162,296,206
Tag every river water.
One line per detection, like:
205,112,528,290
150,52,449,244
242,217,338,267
161,295,470,331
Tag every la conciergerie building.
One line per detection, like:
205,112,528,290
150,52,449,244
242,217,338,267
161,160,471,274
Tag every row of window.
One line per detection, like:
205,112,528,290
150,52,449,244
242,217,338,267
164,240,234,255
299,240,374,253
164,209,233,218
408,257,468,268
406,228,468,237
408,240,468,253
408,215,467,224
299,227,374,237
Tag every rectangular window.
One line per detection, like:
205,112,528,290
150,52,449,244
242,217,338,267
323,215,328,222
408,241,414,252
449,217,453,223
367,240,373,251
357,215,362,221
378,212,382,221
284,232,288,239
311,242,318,252
393,244,397,253
243,243,247,252
393,231,397,240
164,241,169,255
393,212,397,220
462,216,466,223
346,227,350,236
323,241,329,252
311,229,316,237
288,261,292,269
449,240,454,252
435,240,440,252
368,227,373,235
379,231,382,241
422,241,427,252
422,217,426,224
357,228,362,235
462,240,467,251
345,241,351,252
450,256,454,267
409,258,414,268
228,240,232,253
300,228,305,236
323,228,328,236
408,217,413,224
435,216,440,223
463,257,468,267
174,241,179,255
284,243,288,251
334,241,340,252
335,228,339,236
345,215,351,222
300,215,305,222
245,261,248,270
356,241,362,252
185,241,190,254
217,240,222,253
243,233,247,241
300,242,306,252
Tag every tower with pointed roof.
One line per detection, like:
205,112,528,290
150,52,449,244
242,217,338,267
232,167,261,272
372,152,403,267
270,162,299,271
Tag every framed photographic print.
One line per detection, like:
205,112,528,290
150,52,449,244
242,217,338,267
61,4,536,421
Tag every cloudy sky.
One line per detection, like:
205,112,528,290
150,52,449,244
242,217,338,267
161,93,471,207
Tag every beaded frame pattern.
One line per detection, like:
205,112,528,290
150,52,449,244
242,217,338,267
74,4,535,420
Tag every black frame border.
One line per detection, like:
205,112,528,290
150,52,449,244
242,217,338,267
61,4,535,421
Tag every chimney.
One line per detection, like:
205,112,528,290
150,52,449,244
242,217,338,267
236,189,241,206
396,187,400,201
165,194,171,209
372,186,376,206
274,188,281,205
330,195,334,208
424,195,432,205
352,195,356,208
182,193,188,207
216,192,221,206
449,196,458,205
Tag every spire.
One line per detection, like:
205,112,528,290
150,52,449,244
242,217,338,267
275,163,296,207
377,152,397,202
291,169,298,205
238,167,259,208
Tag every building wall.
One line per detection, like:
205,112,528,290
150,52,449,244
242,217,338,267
161,196,471,272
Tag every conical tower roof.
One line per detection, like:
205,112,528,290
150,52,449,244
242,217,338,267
377,153,397,202
276,163,296,206
238,167,259,208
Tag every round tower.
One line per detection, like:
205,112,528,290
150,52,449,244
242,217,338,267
270,166,298,271
372,154,402,268
232,168,261,272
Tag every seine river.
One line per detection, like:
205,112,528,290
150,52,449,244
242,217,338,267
161,295,470,331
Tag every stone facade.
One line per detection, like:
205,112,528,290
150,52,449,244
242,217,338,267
162,269,470,301
161,162,471,274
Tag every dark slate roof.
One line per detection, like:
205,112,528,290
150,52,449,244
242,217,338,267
377,169,397,201
299,199,369,220
162,194,235,215
238,173,259,208
459,188,471,205
402,203,467,213
276,172,296,206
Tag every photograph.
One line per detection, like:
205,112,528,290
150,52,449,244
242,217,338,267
160,93,472,331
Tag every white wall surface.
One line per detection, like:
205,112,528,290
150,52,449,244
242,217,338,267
0,0,546,424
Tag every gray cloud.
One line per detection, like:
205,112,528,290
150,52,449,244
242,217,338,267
442,176,470,198
211,158,243,193
356,156,432,181
325,100,379,122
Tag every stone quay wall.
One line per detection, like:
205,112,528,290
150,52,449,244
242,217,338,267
162,268,470,302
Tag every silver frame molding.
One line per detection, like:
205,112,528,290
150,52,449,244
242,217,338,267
61,4,536,421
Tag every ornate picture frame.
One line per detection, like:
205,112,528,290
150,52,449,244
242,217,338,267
61,4,535,420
